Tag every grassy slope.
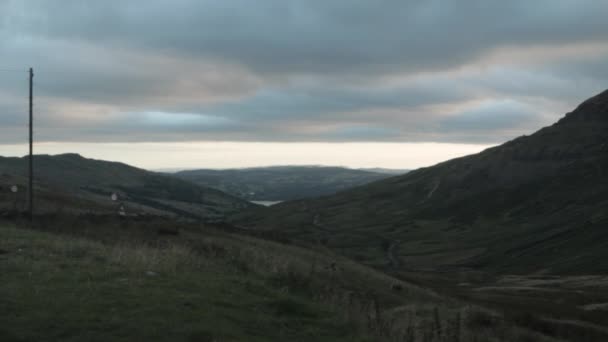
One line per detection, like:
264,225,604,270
0,224,370,342
0,220,564,342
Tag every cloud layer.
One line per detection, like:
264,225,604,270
1,0,607,145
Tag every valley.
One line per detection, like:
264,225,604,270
1,92,607,341
173,166,395,202
2,2,607,341
230,89,608,339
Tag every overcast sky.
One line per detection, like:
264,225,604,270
1,1,607,169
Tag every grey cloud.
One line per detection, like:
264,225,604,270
10,97,548,144
195,82,471,122
1,0,607,146
0,35,262,108
435,100,548,143
0,101,26,126
320,126,401,141
440,101,540,131
5,1,608,75
547,57,608,86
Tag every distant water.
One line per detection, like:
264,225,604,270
251,200,282,206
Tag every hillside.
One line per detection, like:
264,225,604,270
1,218,589,342
174,166,394,201
235,89,608,274
0,154,252,220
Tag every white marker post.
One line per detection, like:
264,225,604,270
112,193,126,217
10,185,19,214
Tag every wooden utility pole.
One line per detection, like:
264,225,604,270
28,67,33,221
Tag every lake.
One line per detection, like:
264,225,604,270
251,201,282,206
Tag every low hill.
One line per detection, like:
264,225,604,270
235,89,608,274
174,166,395,201
0,153,253,220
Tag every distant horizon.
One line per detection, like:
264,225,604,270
2,2,606,172
152,165,412,172
0,141,493,171
154,165,413,173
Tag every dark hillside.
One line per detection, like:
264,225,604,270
235,90,608,274
0,154,252,220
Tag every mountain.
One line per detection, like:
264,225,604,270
0,153,253,220
358,167,409,175
235,89,608,274
174,166,393,201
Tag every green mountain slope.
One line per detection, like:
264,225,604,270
174,166,395,201
0,153,253,220
235,89,608,274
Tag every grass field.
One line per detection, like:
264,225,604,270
0,222,373,342
0,217,585,341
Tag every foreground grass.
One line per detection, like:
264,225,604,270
1,223,370,342
0,219,572,341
